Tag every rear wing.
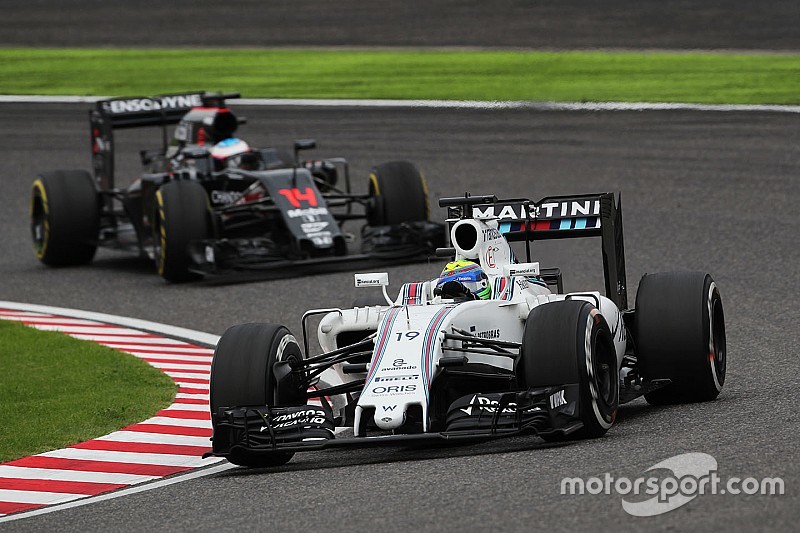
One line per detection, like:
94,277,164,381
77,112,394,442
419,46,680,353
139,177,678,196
89,91,239,190
440,192,628,310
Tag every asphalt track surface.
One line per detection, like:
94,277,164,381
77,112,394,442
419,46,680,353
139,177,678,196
1,102,798,531
2,0,800,51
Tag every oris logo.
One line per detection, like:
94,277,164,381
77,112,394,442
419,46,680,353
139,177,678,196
371,385,417,394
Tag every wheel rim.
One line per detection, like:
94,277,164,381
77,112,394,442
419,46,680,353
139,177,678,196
595,332,618,406
710,295,726,382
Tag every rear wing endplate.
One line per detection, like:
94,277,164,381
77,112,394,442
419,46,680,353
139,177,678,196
440,192,628,310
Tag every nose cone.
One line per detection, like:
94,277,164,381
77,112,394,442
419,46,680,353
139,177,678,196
374,408,406,430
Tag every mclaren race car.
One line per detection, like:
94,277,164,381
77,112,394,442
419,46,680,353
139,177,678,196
30,91,444,281
206,191,727,467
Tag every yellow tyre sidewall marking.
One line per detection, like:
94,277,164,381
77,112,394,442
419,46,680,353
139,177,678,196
31,179,50,259
368,172,381,196
155,189,167,275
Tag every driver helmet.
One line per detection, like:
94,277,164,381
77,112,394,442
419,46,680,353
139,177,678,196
211,137,250,170
435,260,491,300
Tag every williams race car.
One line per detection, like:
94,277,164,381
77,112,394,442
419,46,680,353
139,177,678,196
30,91,444,281
206,192,727,467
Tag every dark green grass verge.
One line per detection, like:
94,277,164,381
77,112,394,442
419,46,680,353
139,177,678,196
1,48,800,104
0,319,177,463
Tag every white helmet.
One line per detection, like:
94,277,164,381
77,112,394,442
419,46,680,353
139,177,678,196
211,138,250,169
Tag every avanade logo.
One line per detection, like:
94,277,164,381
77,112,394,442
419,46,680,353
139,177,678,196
560,452,784,517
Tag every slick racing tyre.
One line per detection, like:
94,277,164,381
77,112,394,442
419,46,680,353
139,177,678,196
31,170,99,266
210,323,306,467
635,272,726,404
153,180,212,282
367,160,429,226
521,300,619,440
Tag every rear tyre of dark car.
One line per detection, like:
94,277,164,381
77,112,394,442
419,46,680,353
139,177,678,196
30,170,99,266
367,160,429,226
520,300,619,440
210,323,306,467
153,180,212,282
635,271,726,404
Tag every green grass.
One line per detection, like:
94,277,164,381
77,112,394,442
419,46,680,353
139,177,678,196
0,320,177,463
1,48,800,104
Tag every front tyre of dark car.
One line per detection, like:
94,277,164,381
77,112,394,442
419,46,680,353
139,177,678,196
30,169,99,266
153,180,212,282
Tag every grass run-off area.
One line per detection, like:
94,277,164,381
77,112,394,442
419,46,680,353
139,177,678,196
1,48,800,104
0,319,176,463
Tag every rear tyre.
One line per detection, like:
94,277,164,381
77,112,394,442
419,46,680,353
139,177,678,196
367,161,429,226
635,272,726,404
210,323,306,467
520,300,619,440
30,170,99,266
153,180,212,282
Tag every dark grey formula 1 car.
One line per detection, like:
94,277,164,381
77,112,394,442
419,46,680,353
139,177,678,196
30,91,444,281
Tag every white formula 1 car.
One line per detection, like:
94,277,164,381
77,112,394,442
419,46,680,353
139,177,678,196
205,192,727,467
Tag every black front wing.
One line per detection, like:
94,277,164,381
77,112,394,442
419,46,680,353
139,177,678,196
205,385,583,460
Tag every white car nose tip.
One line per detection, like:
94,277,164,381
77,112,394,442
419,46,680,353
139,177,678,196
374,409,406,430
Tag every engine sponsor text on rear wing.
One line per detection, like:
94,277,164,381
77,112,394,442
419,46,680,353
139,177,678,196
440,192,627,309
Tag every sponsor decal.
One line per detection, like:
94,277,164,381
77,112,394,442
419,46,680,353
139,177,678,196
355,273,389,287
482,228,503,240
211,190,243,205
381,417,393,423
374,374,419,382
382,358,418,371
382,405,397,412
472,199,601,221
103,94,203,114
371,385,417,395
549,390,567,409
459,394,516,416
469,326,500,339
300,221,330,234
484,245,499,268
260,408,328,431
287,206,329,219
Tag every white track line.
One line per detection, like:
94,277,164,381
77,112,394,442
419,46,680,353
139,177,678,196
0,466,157,485
1,94,800,113
97,432,212,447
0,490,87,506
39,449,218,468
0,302,220,346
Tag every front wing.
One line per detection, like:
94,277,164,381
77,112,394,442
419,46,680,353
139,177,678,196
187,220,445,277
205,386,583,459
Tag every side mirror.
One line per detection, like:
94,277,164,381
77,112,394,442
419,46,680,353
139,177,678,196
294,139,317,162
354,272,392,305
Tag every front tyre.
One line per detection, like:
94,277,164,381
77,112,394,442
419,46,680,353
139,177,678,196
367,160,429,226
31,170,99,266
520,300,619,440
635,272,726,404
210,323,305,467
153,180,212,282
